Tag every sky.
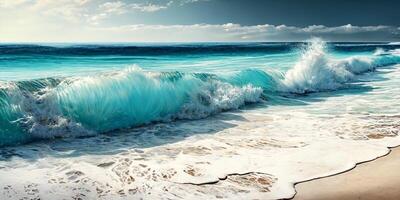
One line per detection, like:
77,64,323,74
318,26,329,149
0,0,399,42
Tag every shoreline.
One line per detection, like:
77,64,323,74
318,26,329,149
291,146,400,200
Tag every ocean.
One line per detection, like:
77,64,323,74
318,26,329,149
0,39,400,199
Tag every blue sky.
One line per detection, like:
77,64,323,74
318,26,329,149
0,0,399,42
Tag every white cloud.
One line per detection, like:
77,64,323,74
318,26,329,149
99,1,127,14
0,0,202,27
300,24,391,34
32,0,89,8
2,21,400,42
98,1,168,14
84,23,400,42
88,13,108,25
0,0,30,8
23,0,92,23
90,1,129,25
176,0,211,6
89,1,168,25
131,3,167,12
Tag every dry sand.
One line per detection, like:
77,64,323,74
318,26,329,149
293,147,400,200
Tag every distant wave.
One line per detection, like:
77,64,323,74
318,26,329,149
0,44,296,56
1,40,400,146
1,42,399,56
281,39,400,93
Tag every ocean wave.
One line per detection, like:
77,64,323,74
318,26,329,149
281,39,400,93
1,40,400,146
0,68,264,146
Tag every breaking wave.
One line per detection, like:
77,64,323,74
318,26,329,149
281,39,400,93
0,68,264,146
1,39,399,146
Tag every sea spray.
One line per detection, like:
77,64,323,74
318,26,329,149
281,38,382,93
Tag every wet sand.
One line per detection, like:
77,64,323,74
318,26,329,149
293,147,400,200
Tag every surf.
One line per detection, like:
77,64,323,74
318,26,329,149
0,39,399,146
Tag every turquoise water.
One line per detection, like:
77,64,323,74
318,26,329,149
1,39,400,146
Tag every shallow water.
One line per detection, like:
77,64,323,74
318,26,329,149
0,39,400,199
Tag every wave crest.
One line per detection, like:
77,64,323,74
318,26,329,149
280,39,399,93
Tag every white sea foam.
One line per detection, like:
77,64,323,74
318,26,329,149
389,48,400,55
281,38,377,93
1,81,92,140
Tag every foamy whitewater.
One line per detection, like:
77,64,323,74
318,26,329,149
0,39,400,199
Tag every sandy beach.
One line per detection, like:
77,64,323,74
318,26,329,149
293,147,400,200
